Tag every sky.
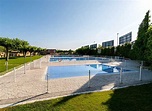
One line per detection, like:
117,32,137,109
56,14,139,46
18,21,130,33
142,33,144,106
0,0,152,50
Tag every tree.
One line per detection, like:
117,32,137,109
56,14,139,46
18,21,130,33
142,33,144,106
28,46,37,61
36,47,42,55
0,37,13,70
68,49,73,55
41,48,46,55
147,26,152,63
19,40,29,68
133,10,151,60
12,38,23,51
75,46,91,55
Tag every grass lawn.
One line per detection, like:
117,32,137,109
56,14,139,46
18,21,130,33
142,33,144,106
1,83,152,111
0,55,42,75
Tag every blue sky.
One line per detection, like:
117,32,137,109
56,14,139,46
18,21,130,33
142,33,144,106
0,0,152,50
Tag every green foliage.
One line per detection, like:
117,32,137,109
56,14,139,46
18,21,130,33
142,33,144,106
146,26,152,67
100,47,115,56
75,47,97,55
0,37,43,57
0,37,13,49
0,37,13,61
75,44,132,58
115,43,131,58
129,49,136,60
56,49,74,55
30,46,37,52
0,37,44,71
68,49,73,55
18,40,29,57
133,10,151,60
12,38,23,51
0,46,5,52
2,83,152,111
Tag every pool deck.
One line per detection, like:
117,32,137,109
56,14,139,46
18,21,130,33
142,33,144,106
0,55,152,108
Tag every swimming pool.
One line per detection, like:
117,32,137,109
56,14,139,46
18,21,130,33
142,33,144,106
46,64,132,79
50,56,106,62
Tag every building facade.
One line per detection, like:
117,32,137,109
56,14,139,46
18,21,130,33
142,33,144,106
119,32,132,45
102,40,114,48
46,49,56,55
90,44,97,49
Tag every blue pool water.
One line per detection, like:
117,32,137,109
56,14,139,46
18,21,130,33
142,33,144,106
46,64,132,79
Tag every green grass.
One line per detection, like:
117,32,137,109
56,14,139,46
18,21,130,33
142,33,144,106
1,83,152,111
0,55,42,75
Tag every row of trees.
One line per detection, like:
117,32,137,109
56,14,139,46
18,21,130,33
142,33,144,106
0,37,45,70
75,47,97,55
75,43,132,58
56,49,74,55
75,10,152,67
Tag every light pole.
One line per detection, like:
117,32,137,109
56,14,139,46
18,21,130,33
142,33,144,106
117,33,119,46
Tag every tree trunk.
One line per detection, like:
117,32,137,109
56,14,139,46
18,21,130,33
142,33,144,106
24,52,26,63
24,51,26,74
5,47,9,71
30,52,32,62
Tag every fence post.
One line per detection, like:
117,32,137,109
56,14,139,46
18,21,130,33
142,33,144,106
24,63,26,74
47,73,49,93
6,61,8,71
141,61,143,66
33,60,35,68
46,55,47,62
88,70,91,88
14,67,16,82
120,67,122,84
139,65,142,81
125,60,127,67
47,55,49,63
40,58,41,68
29,62,31,70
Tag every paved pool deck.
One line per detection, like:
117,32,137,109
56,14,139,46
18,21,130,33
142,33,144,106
0,56,152,108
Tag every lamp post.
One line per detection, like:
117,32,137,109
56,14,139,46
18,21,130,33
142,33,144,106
117,33,119,46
